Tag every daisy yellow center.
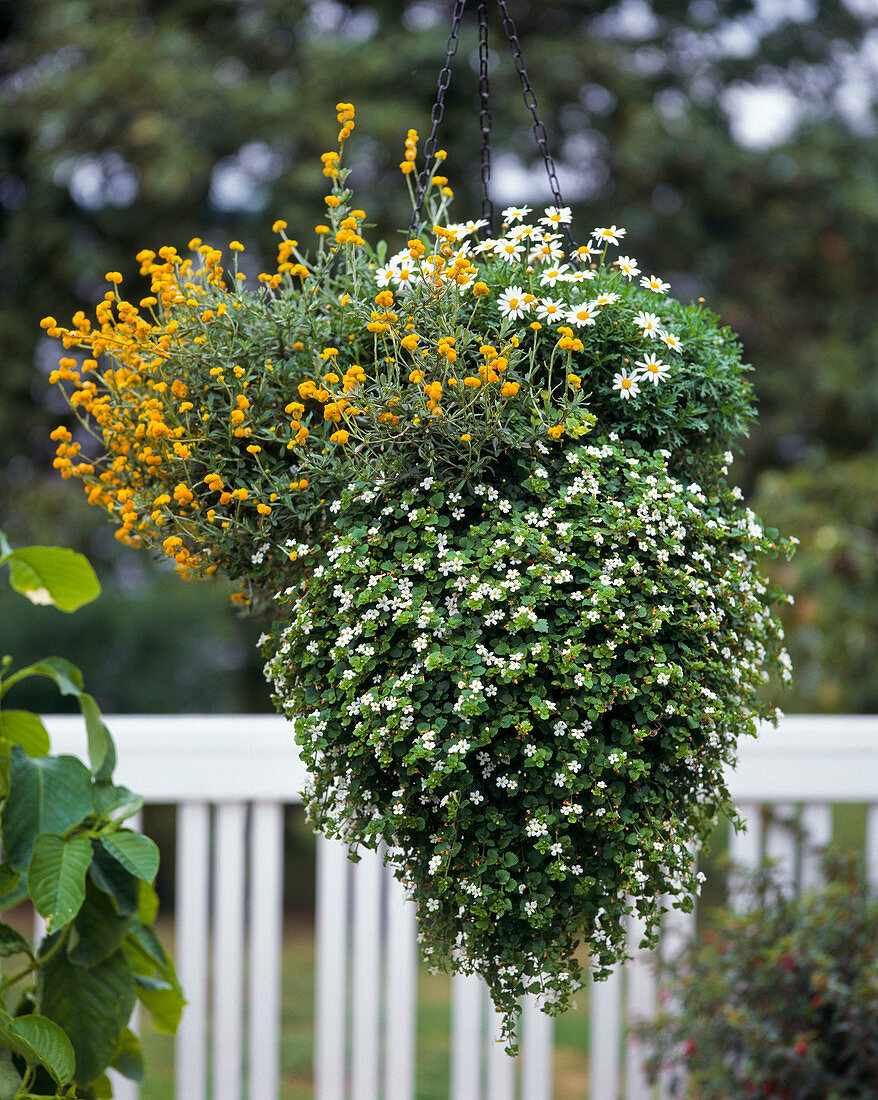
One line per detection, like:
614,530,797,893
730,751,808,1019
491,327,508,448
622,379,632,389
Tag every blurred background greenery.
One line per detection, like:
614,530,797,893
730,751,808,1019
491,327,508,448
2,0,876,717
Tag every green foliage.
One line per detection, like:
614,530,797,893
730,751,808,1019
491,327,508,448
266,433,791,1045
0,536,182,1097
639,853,878,1099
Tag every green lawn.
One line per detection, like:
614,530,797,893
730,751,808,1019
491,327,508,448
139,918,592,1100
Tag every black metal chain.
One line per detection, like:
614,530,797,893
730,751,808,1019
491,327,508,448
494,0,577,254
477,0,493,226
409,0,467,238
410,0,576,254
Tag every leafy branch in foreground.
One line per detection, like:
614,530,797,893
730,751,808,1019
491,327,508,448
0,535,182,1099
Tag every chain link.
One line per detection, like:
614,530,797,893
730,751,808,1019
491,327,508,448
477,0,494,227
410,0,576,254
409,0,468,238
493,0,578,254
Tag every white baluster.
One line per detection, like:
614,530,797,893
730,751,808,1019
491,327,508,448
625,908,657,1100
248,802,284,1100
799,804,832,892
315,837,349,1100
590,964,623,1100
175,802,211,1100
451,973,483,1100
212,802,247,1100
520,993,553,1100
384,863,417,1100
351,847,382,1100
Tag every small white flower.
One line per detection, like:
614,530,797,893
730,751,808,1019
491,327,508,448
566,302,599,327
502,205,532,223
591,225,626,246
612,370,640,399
537,264,571,287
634,356,670,384
529,236,564,264
616,255,640,279
659,330,684,353
633,310,661,337
497,286,531,318
540,205,572,227
536,297,565,322
641,274,670,293
496,239,524,263
592,291,620,308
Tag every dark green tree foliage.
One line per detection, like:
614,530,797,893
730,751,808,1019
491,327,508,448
1,0,876,710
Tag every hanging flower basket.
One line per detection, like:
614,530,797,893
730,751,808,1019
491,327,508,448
44,98,792,1046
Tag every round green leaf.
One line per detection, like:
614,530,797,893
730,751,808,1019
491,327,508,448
4,546,100,612
4,1014,75,1085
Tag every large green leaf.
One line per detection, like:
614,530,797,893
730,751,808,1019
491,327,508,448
36,947,135,1086
98,831,159,884
125,922,176,984
78,694,115,781
67,879,133,968
132,975,184,1035
28,834,92,931
2,545,100,612
0,1012,75,1086
88,846,139,917
1,748,95,870
0,922,31,958
0,711,50,757
3,657,84,700
109,1028,143,1083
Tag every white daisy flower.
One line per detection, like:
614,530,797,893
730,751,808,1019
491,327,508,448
496,239,525,263
612,370,640,399
568,268,596,282
497,286,531,318
529,236,564,264
375,265,397,286
659,330,684,353
508,223,541,241
592,225,627,246
641,274,671,293
617,255,640,279
592,291,620,307
634,356,670,384
540,205,572,227
567,302,599,327
536,297,565,322
575,243,597,261
634,310,661,337
474,237,501,256
538,264,571,287
463,218,489,235
502,205,532,223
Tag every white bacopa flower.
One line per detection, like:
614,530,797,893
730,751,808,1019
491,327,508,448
497,286,531,319
635,356,671,384
612,370,640,400
641,274,671,293
591,224,626,246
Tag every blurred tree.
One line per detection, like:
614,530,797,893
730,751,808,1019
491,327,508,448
1,0,876,711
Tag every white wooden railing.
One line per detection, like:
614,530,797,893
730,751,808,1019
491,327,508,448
41,714,878,1100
